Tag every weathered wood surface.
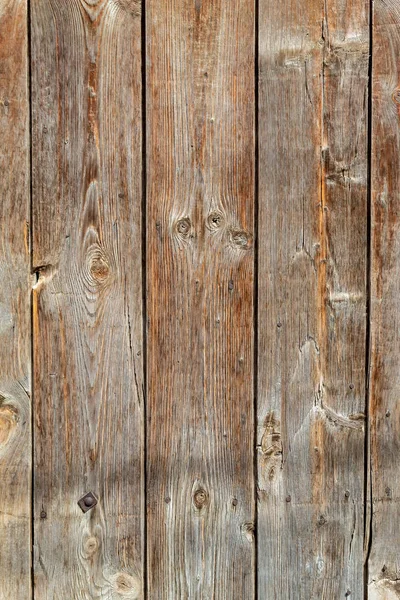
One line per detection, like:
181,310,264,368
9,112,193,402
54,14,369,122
0,1,31,598
369,0,400,597
257,0,369,597
146,0,255,596
31,1,144,598
6,0,400,596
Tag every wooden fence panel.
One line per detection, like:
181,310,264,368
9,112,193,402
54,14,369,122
146,0,256,596
0,1,31,598
257,0,369,597
31,1,144,597
369,0,400,597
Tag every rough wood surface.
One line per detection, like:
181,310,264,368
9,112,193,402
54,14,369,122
0,1,31,598
257,0,369,597
31,1,144,597
368,0,400,597
146,0,255,596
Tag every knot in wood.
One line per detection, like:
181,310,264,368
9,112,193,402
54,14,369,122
393,89,400,104
193,488,208,510
89,254,110,282
229,228,253,250
114,572,141,597
112,0,141,18
0,403,19,447
207,211,224,230
318,515,326,526
83,536,99,558
241,522,255,543
175,217,192,237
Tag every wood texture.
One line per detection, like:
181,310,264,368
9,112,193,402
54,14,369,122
257,0,369,597
31,1,144,597
146,0,255,596
368,0,400,597
0,1,31,598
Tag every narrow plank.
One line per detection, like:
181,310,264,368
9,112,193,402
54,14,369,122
369,0,400,596
31,1,144,597
257,0,369,596
0,1,31,597
146,0,255,596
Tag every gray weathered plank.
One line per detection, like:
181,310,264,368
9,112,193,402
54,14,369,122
368,0,400,597
146,0,256,596
0,1,31,598
257,0,369,596
31,1,144,597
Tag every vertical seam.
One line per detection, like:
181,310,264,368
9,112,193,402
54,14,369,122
141,0,148,597
254,0,259,596
364,0,374,596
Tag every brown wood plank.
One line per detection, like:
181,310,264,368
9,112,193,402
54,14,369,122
257,0,369,596
0,1,31,597
368,0,400,596
146,0,255,596
31,1,144,597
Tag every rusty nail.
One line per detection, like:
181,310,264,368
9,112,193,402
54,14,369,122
78,492,98,513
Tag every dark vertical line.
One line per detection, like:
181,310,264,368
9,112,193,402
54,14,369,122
253,0,259,597
27,0,34,598
364,0,373,597
141,0,148,598
27,0,34,597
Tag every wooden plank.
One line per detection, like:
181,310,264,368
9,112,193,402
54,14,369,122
0,1,31,598
146,0,255,596
31,1,144,597
257,0,369,596
368,0,400,596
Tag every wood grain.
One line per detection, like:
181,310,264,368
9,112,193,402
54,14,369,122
31,1,144,597
146,0,255,596
368,0,400,596
0,1,31,598
257,0,369,596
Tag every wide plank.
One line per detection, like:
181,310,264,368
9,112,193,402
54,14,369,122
368,0,400,596
0,1,31,597
257,0,369,596
146,0,256,596
31,1,144,597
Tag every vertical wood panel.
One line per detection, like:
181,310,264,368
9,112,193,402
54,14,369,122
257,0,369,596
369,0,400,596
0,1,31,597
146,0,255,596
31,1,144,597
